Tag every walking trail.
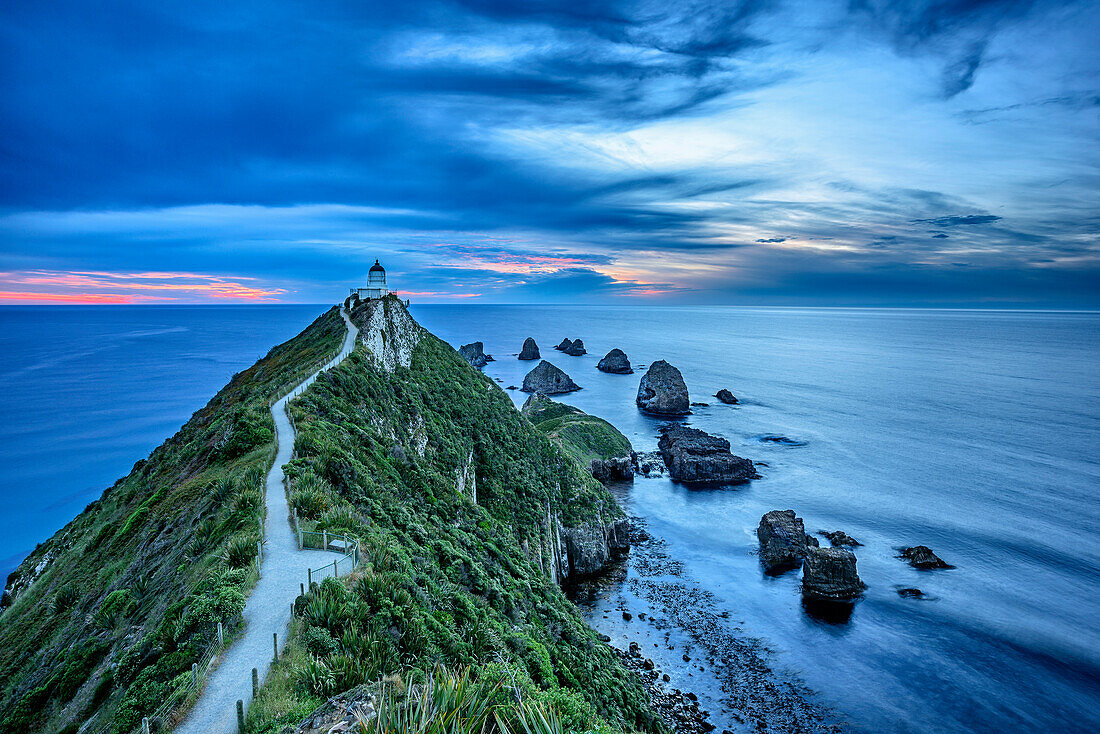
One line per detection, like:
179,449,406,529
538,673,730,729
175,307,359,733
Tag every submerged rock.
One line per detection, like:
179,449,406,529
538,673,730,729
821,530,862,547
459,341,492,368
563,339,587,356
518,337,540,360
636,360,690,415
897,587,925,599
900,545,953,569
757,510,814,572
597,348,633,374
658,425,757,484
714,389,739,405
521,360,580,394
555,338,573,351
801,547,866,601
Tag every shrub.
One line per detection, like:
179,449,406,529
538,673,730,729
53,585,80,614
302,625,339,658
221,535,259,569
291,483,331,520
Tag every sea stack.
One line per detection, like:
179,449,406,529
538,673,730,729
459,341,492,368
563,339,587,356
636,360,689,415
519,337,540,360
715,389,739,405
801,547,866,601
657,425,757,484
521,360,580,394
597,349,633,374
555,338,573,351
757,510,817,572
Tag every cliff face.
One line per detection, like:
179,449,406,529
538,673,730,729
248,297,654,734
0,309,346,734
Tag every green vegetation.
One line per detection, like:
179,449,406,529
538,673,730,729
522,394,633,469
246,301,655,734
0,308,345,734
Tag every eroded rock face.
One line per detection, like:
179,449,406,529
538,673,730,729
715,389,739,404
519,337,540,360
589,456,635,481
559,518,631,579
563,339,587,356
636,360,690,415
351,296,424,373
597,348,633,374
658,425,757,484
521,360,580,394
459,341,492,368
758,510,814,572
801,547,866,601
900,545,952,569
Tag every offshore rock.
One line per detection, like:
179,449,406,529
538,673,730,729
900,545,953,569
801,547,866,601
555,338,573,351
715,389,739,405
519,337,540,360
589,456,635,481
459,341,492,368
597,348,633,374
563,339,587,356
521,360,580,395
821,530,862,547
658,425,757,484
636,360,690,415
757,510,813,572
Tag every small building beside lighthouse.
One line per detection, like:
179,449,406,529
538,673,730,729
351,259,390,300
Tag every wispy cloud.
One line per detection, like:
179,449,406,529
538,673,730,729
0,271,286,304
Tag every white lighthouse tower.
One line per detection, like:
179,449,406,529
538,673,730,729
351,259,390,300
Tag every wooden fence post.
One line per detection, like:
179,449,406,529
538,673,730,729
218,621,224,647
300,582,305,596
252,667,259,698
142,717,150,734
257,540,263,563
308,567,312,586
273,632,279,662
237,699,245,733
333,558,338,578
192,662,198,688
322,530,328,550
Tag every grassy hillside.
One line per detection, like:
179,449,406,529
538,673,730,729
0,308,345,734
245,301,656,733
522,394,633,469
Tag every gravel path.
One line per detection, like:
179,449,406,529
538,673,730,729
174,307,359,733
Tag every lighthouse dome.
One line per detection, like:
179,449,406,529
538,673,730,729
369,259,385,274
368,259,387,287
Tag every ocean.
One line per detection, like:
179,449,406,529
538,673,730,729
2,304,1098,733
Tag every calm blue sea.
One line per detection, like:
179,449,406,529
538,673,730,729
2,305,1098,733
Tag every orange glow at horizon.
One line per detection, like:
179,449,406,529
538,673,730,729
0,270,287,303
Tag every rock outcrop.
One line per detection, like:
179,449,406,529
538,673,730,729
458,341,492,368
559,518,630,580
519,337,540,360
715,389,738,405
657,425,757,484
900,545,952,569
351,295,424,372
589,457,634,481
521,360,580,394
597,348,633,374
563,339,587,356
555,338,573,351
636,360,690,415
820,530,861,547
801,547,866,601
757,510,817,572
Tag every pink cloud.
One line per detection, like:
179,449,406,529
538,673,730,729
0,270,287,303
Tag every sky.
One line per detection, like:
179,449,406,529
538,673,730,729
1,0,1098,306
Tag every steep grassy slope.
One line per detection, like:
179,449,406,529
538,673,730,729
0,308,345,734
245,298,657,734
522,394,633,469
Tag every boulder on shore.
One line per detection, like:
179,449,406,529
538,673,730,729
555,338,573,351
900,545,952,569
597,348,633,374
757,510,817,572
521,360,580,395
801,547,866,601
519,337,540,360
459,341,492,368
821,530,861,547
563,339,587,356
658,425,757,485
636,360,690,415
715,389,739,405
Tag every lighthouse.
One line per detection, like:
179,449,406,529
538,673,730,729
350,259,390,300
